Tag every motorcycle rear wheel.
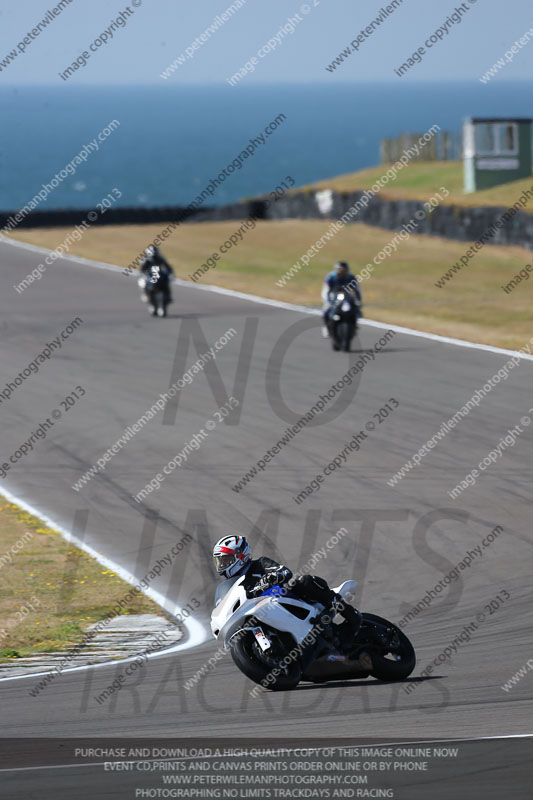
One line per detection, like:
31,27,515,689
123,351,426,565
360,613,416,681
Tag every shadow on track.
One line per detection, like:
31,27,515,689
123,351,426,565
280,676,445,692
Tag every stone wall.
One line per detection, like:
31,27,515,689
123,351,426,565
262,190,533,250
2,190,532,250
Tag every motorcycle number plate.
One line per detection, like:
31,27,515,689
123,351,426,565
341,302,351,311
252,626,270,652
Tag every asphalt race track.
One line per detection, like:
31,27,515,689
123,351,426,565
0,239,532,795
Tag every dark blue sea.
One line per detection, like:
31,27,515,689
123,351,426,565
1,82,531,211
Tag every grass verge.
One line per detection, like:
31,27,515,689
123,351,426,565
0,497,164,663
7,218,533,350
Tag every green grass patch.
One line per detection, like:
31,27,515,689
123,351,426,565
0,498,165,662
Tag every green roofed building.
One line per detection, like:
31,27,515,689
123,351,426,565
463,117,533,193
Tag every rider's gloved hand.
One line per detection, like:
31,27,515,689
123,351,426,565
249,573,279,597
249,578,270,598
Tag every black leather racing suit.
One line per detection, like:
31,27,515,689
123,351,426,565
140,255,174,303
241,557,360,646
241,557,292,595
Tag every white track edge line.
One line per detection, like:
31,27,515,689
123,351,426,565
0,487,208,684
4,236,533,362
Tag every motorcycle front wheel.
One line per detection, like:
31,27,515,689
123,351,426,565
230,628,301,691
337,321,353,352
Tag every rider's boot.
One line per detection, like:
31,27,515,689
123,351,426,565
330,594,362,656
322,311,330,338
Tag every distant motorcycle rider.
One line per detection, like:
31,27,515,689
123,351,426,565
321,261,361,338
140,245,174,307
212,535,361,655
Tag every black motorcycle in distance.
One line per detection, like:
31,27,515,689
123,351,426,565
326,289,361,351
138,265,172,318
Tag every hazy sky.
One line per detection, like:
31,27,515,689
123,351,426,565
1,0,532,85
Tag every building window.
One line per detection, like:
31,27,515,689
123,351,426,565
501,124,517,154
475,124,495,154
475,122,519,156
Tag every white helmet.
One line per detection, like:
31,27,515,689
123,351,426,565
145,245,162,259
213,535,251,579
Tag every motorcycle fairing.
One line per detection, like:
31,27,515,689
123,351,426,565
211,577,321,648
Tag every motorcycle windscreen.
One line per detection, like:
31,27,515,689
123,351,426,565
214,575,241,607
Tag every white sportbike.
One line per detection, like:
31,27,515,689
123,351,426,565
211,576,415,691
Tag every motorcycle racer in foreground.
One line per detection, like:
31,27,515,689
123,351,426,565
212,535,361,655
